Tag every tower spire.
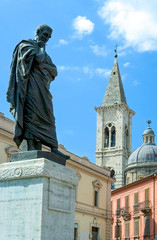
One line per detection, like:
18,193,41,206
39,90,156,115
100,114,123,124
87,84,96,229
102,58,127,107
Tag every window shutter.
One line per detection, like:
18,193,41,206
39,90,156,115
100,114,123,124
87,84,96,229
125,195,129,213
134,192,138,212
117,198,120,216
118,224,121,238
145,188,149,208
144,216,150,237
134,218,139,237
125,221,129,238
115,222,121,238
115,225,118,238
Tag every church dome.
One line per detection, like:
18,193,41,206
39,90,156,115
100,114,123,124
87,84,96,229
143,127,154,136
128,144,157,164
128,121,156,165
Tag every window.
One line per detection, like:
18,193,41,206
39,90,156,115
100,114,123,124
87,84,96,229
134,192,139,212
92,180,102,208
111,126,116,147
125,126,129,150
146,136,148,143
104,127,109,147
92,227,99,240
115,221,121,239
127,177,130,184
125,221,130,239
104,124,116,148
134,218,139,237
125,195,129,213
117,198,120,217
94,191,98,207
144,216,150,237
74,223,78,240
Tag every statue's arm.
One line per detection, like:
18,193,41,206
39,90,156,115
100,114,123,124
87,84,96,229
39,63,58,77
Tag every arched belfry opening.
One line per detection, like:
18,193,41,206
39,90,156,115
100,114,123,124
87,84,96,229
111,126,116,147
104,124,116,148
104,127,109,148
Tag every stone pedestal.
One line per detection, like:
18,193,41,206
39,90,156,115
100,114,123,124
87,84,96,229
0,157,78,240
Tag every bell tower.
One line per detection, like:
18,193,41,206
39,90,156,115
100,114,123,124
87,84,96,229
95,56,135,188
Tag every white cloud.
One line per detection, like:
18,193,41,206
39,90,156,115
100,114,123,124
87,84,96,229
72,16,94,38
95,68,111,78
90,44,109,57
58,65,111,79
123,62,130,67
83,66,111,78
58,66,70,71
98,0,157,52
133,80,140,86
59,39,68,45
58,66,79,71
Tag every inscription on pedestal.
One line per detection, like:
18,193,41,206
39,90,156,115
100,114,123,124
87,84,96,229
49,179,71,213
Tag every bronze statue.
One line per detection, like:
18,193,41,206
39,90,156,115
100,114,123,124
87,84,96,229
7,24,67,158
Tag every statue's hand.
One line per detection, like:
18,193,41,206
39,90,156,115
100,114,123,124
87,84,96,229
37,41,45,48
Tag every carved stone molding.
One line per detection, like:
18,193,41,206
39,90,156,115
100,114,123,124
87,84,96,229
76,171,82,180
92,180,103,190
0,159,78,186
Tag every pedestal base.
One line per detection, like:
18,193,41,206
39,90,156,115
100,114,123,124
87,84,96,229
0,158,78,240
12,150,66,165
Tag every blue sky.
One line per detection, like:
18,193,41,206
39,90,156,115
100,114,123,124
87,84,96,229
0,0,157,163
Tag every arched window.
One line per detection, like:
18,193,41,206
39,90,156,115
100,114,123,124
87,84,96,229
111,126,116,147
104,127,109,147
125,126,129,150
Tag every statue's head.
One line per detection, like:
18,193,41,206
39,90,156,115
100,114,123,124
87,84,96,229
35,24,53,43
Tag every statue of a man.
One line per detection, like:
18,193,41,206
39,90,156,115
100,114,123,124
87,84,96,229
7,24,65,157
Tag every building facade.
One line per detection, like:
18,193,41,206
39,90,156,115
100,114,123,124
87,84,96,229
111,174,157,240
67,154,114,240
0,112,114,240
95,59,135,188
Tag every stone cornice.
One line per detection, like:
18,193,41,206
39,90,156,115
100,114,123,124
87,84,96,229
67,159,112,180
95,103,135,116
0,159,78,186
125,161,157,172
0,112,14,124
75,201,112,219
75,206,111,219
96,149,130,157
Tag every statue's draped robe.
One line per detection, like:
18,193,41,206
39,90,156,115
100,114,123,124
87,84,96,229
7,39,58,148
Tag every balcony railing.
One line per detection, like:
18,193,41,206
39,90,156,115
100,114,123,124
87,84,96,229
138,201,151,214
133,204,139,213
116,207,131,220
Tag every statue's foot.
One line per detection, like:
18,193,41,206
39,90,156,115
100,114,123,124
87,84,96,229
34,141,42,150
27,139,36,151
51,148,70,159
